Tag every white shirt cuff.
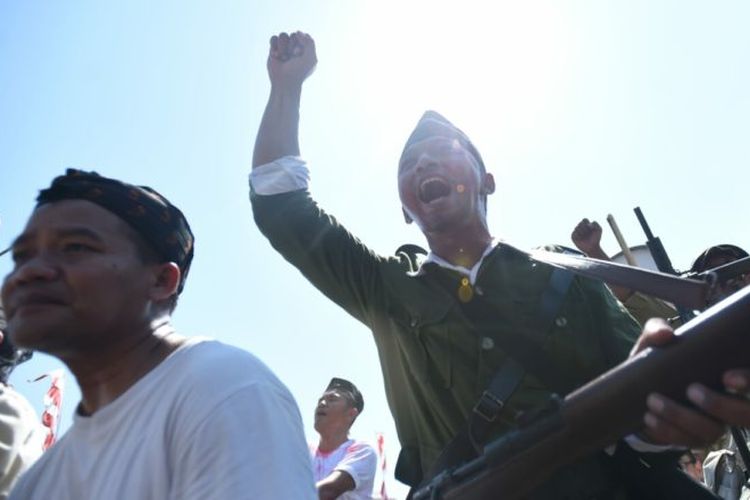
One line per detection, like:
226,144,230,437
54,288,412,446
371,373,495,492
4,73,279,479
249,156,310,195
623,433,677,453
603,434,677,456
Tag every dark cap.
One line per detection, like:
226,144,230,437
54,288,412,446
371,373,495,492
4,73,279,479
326,377,364,413
400,110,486,174
690,244,749,273
36,169,194,294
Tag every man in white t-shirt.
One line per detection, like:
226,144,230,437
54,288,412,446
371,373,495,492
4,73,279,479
2,169,315,500
311,378,376,500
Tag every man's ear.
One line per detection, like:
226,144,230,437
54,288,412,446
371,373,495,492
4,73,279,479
349,407,360,421
151,262,181,302
481,173,496,195
402,207,413,224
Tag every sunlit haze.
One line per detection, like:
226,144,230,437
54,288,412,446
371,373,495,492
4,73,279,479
1,2,748,497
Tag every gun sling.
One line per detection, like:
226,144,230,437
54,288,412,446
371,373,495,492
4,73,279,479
411,243,731,496
413,250,576,494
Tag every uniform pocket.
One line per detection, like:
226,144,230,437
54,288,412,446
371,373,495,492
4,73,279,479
388,299,455,389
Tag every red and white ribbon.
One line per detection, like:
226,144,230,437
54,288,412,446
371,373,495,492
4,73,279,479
32,369,65,450
376,432,388,499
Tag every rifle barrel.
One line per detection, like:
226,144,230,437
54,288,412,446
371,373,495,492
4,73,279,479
634,206,655,240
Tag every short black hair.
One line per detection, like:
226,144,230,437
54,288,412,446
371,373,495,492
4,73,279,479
121,220,179,313
326,377,364,414
37,169,194,295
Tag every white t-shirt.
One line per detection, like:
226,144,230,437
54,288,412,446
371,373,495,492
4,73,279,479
10,338,316,500
311,439,377,500
0,384,45,499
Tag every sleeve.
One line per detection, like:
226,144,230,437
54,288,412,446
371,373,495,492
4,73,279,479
581,276,642,367
622,292,678,327
0,389,43,498
169,382,316,500
250,156,310,195
250,175,397,326
334,442,377,490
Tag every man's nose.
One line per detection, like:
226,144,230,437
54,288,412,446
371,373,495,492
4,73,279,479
6,255,59,287
415,153,438,173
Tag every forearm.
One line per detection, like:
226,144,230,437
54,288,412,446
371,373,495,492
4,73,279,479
316,470,355,500
316,483,342,500
253,85,303,168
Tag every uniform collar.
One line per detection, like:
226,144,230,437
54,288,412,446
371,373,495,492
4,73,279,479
417,240,497,285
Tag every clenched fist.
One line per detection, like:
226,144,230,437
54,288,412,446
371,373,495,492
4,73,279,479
571,218,604,258
267,31,317,90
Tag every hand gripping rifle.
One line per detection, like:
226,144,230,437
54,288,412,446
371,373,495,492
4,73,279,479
414,284,750,500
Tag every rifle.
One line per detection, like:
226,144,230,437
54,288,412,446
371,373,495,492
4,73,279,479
634,207,678,275
634,206,695,322
414,284,750,500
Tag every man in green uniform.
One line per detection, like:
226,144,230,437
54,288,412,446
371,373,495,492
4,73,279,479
251,31,750,497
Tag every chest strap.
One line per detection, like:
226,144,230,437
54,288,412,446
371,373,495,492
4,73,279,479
418,262,574,490
468,265,574,448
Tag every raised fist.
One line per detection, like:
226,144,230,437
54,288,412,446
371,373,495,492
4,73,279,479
571,218,603,257
267,31,317,89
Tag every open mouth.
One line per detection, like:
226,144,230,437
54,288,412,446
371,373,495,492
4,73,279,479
419,177,451,204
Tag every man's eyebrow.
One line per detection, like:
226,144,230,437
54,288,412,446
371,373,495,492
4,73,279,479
8,232,32,250
55,227,106,242
10,226,105,249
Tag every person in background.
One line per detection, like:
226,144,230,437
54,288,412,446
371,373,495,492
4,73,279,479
693,245,750,499
689,244,750,307
311,378,376,500
0,302,44,499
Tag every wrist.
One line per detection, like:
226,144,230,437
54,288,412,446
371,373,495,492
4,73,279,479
270,82,304,100
587,246,609,260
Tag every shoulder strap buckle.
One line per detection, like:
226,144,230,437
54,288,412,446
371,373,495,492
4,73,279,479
473,390,504,422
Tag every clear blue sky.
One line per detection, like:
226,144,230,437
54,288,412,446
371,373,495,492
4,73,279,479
1,2,748,497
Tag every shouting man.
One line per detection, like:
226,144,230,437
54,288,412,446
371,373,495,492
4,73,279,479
251,32,750,498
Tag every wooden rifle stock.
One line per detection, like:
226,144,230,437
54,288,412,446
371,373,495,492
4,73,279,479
418,285,750,500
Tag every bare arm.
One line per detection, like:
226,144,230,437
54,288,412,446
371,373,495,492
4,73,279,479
316,470,355,500
252,31,317,168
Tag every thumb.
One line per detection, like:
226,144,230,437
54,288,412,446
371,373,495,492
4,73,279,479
630,318,675,356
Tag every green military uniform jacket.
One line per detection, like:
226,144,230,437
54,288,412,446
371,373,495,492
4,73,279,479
252,189,650,494
622,291,679,327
